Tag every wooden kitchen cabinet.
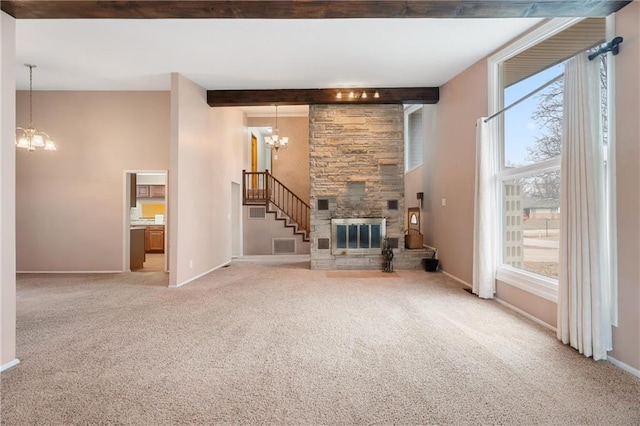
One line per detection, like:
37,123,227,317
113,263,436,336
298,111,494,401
145,225,165,253
149,185,165,198
137,185,150,198
137,184,165,199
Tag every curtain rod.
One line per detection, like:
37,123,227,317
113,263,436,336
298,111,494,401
588,36,623,61
484,72,564,123
485,36,624,124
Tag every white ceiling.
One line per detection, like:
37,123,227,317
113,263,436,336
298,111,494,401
15,18,544,91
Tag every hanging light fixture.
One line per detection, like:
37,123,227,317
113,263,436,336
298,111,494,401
264,105,289,160
15,64,56,152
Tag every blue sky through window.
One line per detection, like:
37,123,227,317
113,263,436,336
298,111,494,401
504,63,564,166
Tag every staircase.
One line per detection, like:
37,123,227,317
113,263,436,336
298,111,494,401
243,170,310,242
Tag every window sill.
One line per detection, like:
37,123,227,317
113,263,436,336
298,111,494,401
496,266,558,303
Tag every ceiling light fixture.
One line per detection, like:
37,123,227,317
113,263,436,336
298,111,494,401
334,89,380,101
15,64,56,152
264,105,289,160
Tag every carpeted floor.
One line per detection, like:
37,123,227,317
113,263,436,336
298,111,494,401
1,258,639,425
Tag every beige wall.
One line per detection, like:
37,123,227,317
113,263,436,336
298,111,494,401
1,11,17,367
495,281,557,326
247,116,310,204
169,74,244,286
15,91,170,272
427,59,487,283
610,2,640,370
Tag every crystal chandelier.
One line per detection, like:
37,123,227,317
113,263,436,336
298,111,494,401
264,105,288,159
15,64,56,152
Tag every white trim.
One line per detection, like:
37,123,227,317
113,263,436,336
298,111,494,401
494,297,557,332
169,260,230,288
1,359,20,372
496,266,558,303
440,270,472,289
403,104,422,114
497,157,561,180
233,254,310,262
404,164,423,174
16,270,122,274
607,356,640,378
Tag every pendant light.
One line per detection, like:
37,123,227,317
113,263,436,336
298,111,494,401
264,105,289,160
15,64,56,152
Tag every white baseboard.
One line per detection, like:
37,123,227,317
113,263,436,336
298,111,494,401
234,254,310,262
440,270,556,333
608,356,640,378
170,260,231,288
1,359,20,372
440,270,472,288
494,297,557,332
17,270,122,274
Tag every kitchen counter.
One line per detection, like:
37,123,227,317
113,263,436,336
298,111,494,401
131,220,165,226
130,227,146,270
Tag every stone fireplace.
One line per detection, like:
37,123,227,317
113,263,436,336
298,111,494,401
309,104,405,270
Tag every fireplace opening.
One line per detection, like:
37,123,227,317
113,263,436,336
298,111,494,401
331,218,386,255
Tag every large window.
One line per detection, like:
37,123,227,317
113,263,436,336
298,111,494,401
488,17,612,300
500,65,564,280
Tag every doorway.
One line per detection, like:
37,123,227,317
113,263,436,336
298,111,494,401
248,128,272,175
124,171,168,273
251,134,258,189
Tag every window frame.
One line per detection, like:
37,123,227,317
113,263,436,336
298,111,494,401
404,104,425,172
488,18,584,303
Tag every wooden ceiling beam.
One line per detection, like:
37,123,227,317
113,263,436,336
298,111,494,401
206,88,439,107
1,1,633,20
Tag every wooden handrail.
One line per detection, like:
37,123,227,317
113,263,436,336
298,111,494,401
243,170,310,237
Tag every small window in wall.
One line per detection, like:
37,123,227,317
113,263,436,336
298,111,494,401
405,105,424,171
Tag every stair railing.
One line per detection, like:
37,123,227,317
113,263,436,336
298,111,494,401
243,169,310,237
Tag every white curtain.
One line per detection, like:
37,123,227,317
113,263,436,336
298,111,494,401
472,118,497,299
558,54,613,360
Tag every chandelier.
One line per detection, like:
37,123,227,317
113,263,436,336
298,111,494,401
264,105,288,159
15,64,56,152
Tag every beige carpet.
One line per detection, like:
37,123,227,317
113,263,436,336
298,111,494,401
2,260,639,425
